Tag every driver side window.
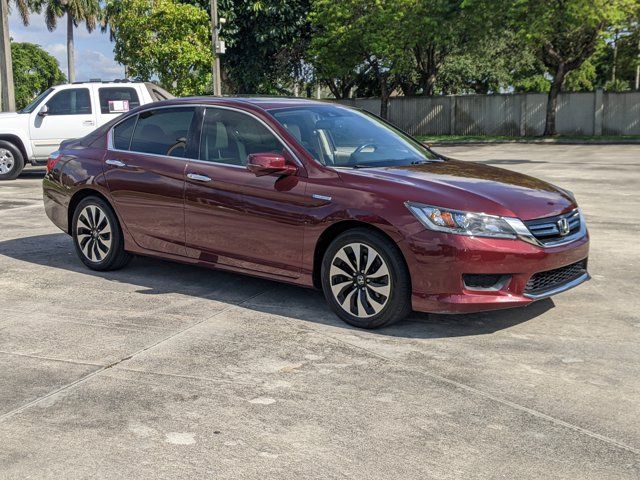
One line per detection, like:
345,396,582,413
46,88,91,116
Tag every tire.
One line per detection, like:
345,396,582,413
72,196,131,271
0,140,25,180
321,228,412,329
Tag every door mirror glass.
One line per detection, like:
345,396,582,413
38,105,49,117
247,153,297,177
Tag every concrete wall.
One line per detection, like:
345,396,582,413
337,90,640,136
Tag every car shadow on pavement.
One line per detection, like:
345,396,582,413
18,167,46,179
0,233,554,339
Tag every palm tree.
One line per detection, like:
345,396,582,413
35,0,101,82
0,0,32,111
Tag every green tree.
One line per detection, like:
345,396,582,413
1,0,34,111
309,0,411,118
32,0,101,83
106,0,212,96
179,0,311,94
513,0,637,135
12,41,66,109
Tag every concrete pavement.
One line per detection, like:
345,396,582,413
0,145,638,479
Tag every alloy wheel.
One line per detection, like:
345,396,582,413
76,205,113,262
329,242,391,318
0,149,15,175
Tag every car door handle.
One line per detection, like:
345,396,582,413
105,159,127,167
187,173,212,182
83,120,95,126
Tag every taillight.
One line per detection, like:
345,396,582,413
46,151,63,173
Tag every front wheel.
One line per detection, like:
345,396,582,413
321,228,411,329
0,141,25,180
72,196,131,271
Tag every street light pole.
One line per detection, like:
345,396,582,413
0,0,16,111
209,0,222,96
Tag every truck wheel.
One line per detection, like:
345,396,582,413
0,140,25,181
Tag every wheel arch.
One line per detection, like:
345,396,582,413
312,220,410,289
67,188,114,235
0,134,29,161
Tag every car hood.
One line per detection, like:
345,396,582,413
352,159,576,220
0,112,21,121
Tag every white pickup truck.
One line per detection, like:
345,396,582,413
0,80,173,180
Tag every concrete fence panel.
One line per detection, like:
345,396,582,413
335,91,638,137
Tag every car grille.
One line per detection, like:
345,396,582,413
525,260,588,296
524,209,581,245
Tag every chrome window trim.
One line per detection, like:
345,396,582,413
106,103,305,170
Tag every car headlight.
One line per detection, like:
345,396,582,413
405,202,522,239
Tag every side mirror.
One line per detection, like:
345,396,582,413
38,105,49,117
247,153,297,177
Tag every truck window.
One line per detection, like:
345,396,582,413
99,87,141,114
46,88,92,115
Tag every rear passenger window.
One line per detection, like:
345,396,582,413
99,87,141,114
130,107,196,157
112,115,137,150
199,108,283,165
46,88,91,115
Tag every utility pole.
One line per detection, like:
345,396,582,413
636,35,640,91
209,0,222,96
0,0,16,111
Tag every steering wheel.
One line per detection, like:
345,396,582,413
348,143,377,165
167,137,187,157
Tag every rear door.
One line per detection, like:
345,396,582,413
29,87,96,158
103,106,198,256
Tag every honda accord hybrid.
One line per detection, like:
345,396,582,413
43,97,590,329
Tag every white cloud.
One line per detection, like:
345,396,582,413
77,49,125,81
9,9,123,81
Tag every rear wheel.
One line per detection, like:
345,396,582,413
321,228,411,329
72,196,131,271
0,141,25,180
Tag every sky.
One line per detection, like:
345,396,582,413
9,10,125,81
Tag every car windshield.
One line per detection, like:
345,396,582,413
268,104,441,168
20,88,54,114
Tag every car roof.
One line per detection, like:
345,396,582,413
156,96,335,111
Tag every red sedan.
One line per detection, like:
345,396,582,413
43,97,589,329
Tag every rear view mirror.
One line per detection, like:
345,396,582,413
38,105,49,117
247,153,297,177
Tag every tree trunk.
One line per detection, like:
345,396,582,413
67,13,75,83
544,63,566,136
379,75,389,119
636,38,640,90
0,0,16,111
611,29,619,84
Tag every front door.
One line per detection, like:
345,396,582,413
30,87,96,158
103,106,198,256
184,107,308,278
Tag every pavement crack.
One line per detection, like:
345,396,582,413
320,332,640,457
0,288,271,423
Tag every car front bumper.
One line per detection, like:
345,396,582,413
401,229,590,314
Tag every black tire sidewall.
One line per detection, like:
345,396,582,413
321,229,411,329
0,141,25,180
72,197,127,271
